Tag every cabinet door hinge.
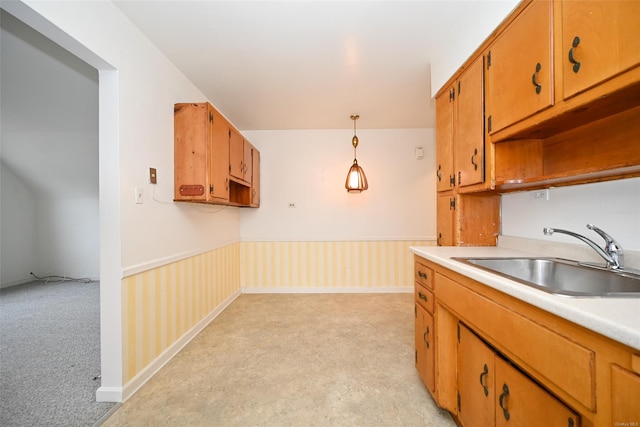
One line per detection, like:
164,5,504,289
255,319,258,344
449,174,456,188
457,391,461,412
457,80,461,96
457,323,461,343
487,51,492,69
209,185,214,194
449,88,455,102
209,112,213,123
450,197,456,211
487,115,492,133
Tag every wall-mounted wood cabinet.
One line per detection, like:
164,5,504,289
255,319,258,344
434,0,640,246
486,0,553,135
174,102,259,207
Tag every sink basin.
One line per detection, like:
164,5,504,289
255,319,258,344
452,257,640,297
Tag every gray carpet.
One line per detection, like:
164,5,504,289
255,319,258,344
0,280,115,426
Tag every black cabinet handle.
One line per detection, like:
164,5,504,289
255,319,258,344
479,364,489,396
499,383,510,420
437,233,442,246
568,36,581,73
471,148,478,171
418,271,428,280
437,164,442,182
418,291,429,302
532,62,542,94
423,326,430,349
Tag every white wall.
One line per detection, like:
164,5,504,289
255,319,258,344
430,0,518,96
3,0,242,399
35,197,100,279
502,178,640,252
0,164,37,287
241,128,436,241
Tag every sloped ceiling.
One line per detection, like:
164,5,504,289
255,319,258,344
0,9,98,199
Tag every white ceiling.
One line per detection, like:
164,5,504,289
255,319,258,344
113,0,518,130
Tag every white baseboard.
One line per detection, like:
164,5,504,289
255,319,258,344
0,277,33,289
242,286,413,294
98,289,241,403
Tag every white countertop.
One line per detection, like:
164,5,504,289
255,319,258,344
410,246,640,352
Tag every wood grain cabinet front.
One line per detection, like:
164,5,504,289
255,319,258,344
174,102,229,203
560,0,640,99
174,102,260,207
457,323,579,427
414,256,640,427
486,0,553,135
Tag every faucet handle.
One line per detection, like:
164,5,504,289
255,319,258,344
586,224,622,248
587,224,623,269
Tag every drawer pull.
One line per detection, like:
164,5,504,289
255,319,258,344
470,148,478,171
499,383,510,420
568,36,581,73
479,364,489,396
418,271,428,280
437,164,442,182
532,62,542,94
423,326,430,349
418,291,429,302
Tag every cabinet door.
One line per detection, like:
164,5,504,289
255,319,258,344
415,303,435,396
436,194,454,246
436,85,455,192
562,1,640,99
209,107,230,201
495,357,579,427
611,364,640,425
487,0,553,134
250,146,260,207
229,128,245,181
455,56,485,188
457,324,495,427
174,103,211,202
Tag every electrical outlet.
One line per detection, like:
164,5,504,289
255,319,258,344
532,189,550,200
135,187,143,204
149,168,157,184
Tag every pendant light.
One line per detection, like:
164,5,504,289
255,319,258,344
345,114,369,193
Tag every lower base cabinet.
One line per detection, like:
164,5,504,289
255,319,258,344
415,303,435,396
457,324,579,427
414,255,640,427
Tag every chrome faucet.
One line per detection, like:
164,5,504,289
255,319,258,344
543,224,624,270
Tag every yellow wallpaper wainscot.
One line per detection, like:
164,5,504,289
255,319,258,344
122,243,241,385
241,240,434,292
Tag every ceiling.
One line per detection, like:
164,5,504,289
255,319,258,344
113,0,517,130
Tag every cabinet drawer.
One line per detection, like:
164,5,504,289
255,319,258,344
415,282,434,314
437,272,595,411
414,258,433,289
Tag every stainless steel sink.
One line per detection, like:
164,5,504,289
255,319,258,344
452,257,640,297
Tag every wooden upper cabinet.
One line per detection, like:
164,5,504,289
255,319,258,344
561,0,640,99
455,56,485,189
436,86,455,192
174,102,260,207
250,145,260,207
174,102,229,203
487,0,553,134
436,194,454,246
229,128,245,182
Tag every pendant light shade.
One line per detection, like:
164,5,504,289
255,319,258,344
345,115,368,193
